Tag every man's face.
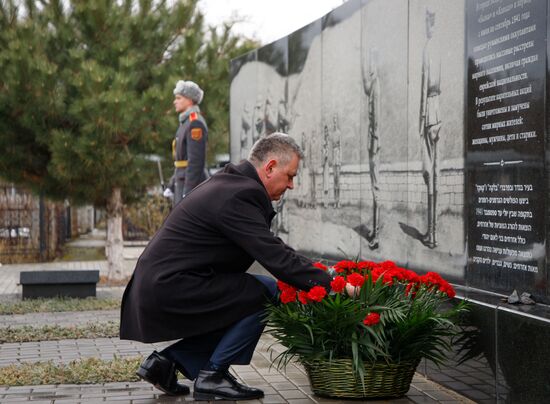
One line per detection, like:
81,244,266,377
265,153,300,201
174,94,193,113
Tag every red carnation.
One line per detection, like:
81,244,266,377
307,286,327,302
439,281,456,298
402,269,420,283
347,272,365,287
280,288,297,304
334,260,357,274
363,312,380,326
298,291,309,305
277,280,293,291
380,260,397,270
330,276,347,293
313,262,328,271
356,261,376,271
370,266,384,282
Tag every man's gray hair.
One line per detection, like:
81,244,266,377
248,133,304,167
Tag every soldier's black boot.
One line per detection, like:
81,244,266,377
422,194,437,249
136,351,190,396
368,201,380,250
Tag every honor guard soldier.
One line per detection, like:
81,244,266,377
170,80,209,205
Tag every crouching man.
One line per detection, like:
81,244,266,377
120,133,331,400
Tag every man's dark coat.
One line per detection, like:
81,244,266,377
120,160,331,343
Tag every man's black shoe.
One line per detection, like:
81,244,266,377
193,369,264,400
136,351,190,396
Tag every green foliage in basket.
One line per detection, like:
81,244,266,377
266,260,468,377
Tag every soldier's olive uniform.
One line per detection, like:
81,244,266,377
173,106,209,205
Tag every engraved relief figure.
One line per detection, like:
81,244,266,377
332,114,342,208
362,47,381,250
274,194,287,234
299,133,308,203
253,96,264,143
277,99,290,133
264,92,277,135
240,102,252,159
309,129,317,208
419,8,442,249
322,124,331,207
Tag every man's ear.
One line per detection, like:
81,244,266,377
264,159,277,177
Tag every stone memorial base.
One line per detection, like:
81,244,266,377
20,270,99,299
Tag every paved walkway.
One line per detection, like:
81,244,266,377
0,242,475,403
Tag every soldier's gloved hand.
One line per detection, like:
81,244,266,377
163,188,174,198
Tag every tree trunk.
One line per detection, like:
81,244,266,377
106,187,126,280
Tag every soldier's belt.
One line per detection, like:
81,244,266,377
174,160,188,168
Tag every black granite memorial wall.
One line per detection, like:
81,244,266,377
230,0,550,401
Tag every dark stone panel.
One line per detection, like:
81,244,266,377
496,307,550,403
257,37,288,77
421,299,498,403
230,50,256,82
322,0,362,30
545,0,550,306
288,19,322,75
465,0,548,302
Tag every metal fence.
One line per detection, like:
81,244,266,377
0,184,69,263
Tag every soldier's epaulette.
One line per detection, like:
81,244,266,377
190,112,198,122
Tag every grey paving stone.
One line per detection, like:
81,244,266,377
423,389,459,402
409,396,440,404
457,388,493,400
27,401,54,404
406,385,425,396
312,396,349,403
427,373,457,383
269,382,298,391
279,389,308,400
101,397,132,402
411,382,440,392
29,392,57,399
4,387,33,393
437,381,472,392
262,375,289,383
259,395,286,403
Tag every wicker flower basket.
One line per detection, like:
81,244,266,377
303,358,420,399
